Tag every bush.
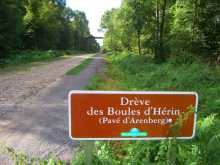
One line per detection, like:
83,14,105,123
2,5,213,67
0,50,69,68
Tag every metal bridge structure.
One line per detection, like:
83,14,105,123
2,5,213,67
86,36,104,40
84,36,103,51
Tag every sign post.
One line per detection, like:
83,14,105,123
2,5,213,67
69,91,198,140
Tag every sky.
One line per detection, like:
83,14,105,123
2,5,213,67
66,0,122,45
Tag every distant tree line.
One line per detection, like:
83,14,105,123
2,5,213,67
101,0,220,63
0,0,100,59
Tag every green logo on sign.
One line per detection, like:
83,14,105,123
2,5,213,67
121,128,148,137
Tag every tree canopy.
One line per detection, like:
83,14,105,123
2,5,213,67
101,0,220,62
0,0,100,59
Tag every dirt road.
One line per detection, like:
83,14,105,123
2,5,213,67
0,54,104,163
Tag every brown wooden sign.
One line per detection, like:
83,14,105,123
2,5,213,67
69,91,198,140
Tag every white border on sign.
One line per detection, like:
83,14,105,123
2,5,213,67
68,91,199,141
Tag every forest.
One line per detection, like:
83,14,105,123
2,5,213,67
101,0,220,63
0,0,99,66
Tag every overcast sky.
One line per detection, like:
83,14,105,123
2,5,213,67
66,0,121,38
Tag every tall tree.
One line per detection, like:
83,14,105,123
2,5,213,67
199,0,220,58
0,0,25,58
159,0,167,61
154,0,168,62
123,0,150,55
101,9,121,51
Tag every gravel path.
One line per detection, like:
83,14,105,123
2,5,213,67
0,54,104,164
0,55,92,106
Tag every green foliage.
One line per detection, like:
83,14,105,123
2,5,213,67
100,9,122,52
199,0,220,56
23,0,62,49
0,0,100,60
100,1,154,55
85,52,220,164
22,0,99,52
0,0,25,57
0,50,84,69
101,0,220,62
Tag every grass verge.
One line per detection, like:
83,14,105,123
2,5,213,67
0,50,92,73
66,55,95,75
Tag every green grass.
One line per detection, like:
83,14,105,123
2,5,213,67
66,55,95,75
0,143,67,165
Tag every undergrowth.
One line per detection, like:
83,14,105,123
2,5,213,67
0,50,87,69
82,52,220,165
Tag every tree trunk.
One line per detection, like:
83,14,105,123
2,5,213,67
155,0,160,60
137,32,141,55
191,0,199,53
158,0,167,62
